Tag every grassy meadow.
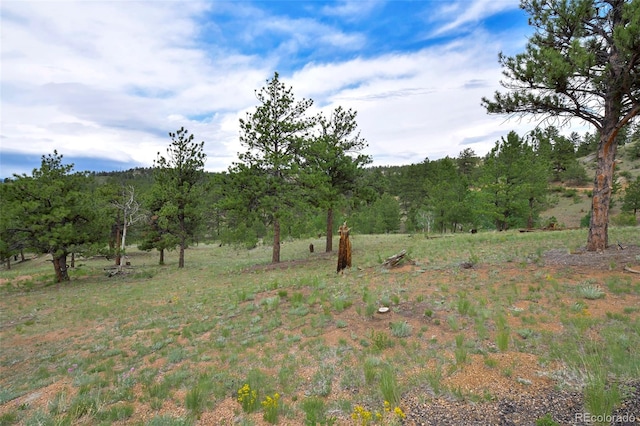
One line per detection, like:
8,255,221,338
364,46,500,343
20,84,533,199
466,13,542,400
1,228,640,425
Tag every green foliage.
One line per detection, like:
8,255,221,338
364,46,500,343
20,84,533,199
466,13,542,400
261,393,280,424
584,376,621,425
0,124,605,256
231,72,316,262
302,106,372,251
302,397,335,426
185,384,206,419
370,330,393,351
482,0,640,249
611,213,637,226
478,131,551,230
622,176,640,217
352,193,401,234
535,413,560,426
0,411,18,425
363,357,380,385
578,284,605,300
389,321,411,338
146,127,207,268
146,415,193,426
332,294,352,312
237,383,259,413
379,364,400,407
496,314,510,352
426,157,475,233
1,151,108,281
454,334,468,366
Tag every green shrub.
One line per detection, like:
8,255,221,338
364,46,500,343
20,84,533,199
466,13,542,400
390,321,411,338
379,365,400,406
261,393,280,424
496,329,510,352
578,284,605,300
302,396,336,425
185,385,206,419
370,330,393,351
454,334,468,365
611,213,637,226
535,413,560,426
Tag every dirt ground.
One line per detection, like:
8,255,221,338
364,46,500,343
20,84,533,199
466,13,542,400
234,245,640,425
2,245,640,425
189,246,640,424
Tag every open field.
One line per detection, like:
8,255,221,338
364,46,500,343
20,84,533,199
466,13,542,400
1,229,640,425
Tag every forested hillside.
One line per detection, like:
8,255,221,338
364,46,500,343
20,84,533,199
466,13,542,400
3,122,640,279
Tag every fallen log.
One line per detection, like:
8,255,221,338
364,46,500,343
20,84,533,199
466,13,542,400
382,249,413,269
104,265,134,277
623,266,640,274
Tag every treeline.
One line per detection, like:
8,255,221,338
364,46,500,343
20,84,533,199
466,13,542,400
2,74,640,281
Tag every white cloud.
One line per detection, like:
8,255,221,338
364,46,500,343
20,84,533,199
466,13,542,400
427,0,520,37
321,0,383,21
0,0,557,178
0,0,270,175
290,31,538,166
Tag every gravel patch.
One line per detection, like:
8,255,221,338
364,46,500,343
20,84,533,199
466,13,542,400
403,381,640,425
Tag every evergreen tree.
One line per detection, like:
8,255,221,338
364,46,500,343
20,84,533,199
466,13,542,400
151,127,207,268
456,148,481,179
303,106,372,252
425,157,473,233
0,187,26,269
352,193,400,234
233,72,315,263
576,131,599,157
138,183,179,265
622,176,640,217
479,131,551,230
482,0,640,250
530,127,587,183
1,152,107,282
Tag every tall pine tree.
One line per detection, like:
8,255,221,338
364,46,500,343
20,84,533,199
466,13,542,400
151,127,207,268
232,72,315,263
482,0,640,250
2,152,106,282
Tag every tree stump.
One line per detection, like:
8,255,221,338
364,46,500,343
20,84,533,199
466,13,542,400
337,222,352,274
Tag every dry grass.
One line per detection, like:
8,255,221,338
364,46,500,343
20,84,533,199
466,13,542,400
1,228,639,425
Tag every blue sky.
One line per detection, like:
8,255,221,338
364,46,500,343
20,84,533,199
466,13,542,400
1,0,545,179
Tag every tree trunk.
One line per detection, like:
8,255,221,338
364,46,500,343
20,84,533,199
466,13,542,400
587,130,618,251
53,253,70,282
586,6,631,251
179,243,185,268
121,221,128,253
178,214,185,268
115,221,122,266
70,252,75,268
325,208,333,252
159,248,165,265
272,219,281,263
5,257,10,270
527,197,534,229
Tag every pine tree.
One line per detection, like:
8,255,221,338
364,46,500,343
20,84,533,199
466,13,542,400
233,72,315,263
2,152,107,281
482,0,640,250
151,127,207,268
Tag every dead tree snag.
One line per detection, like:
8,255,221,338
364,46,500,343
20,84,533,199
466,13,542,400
337,222,351,274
